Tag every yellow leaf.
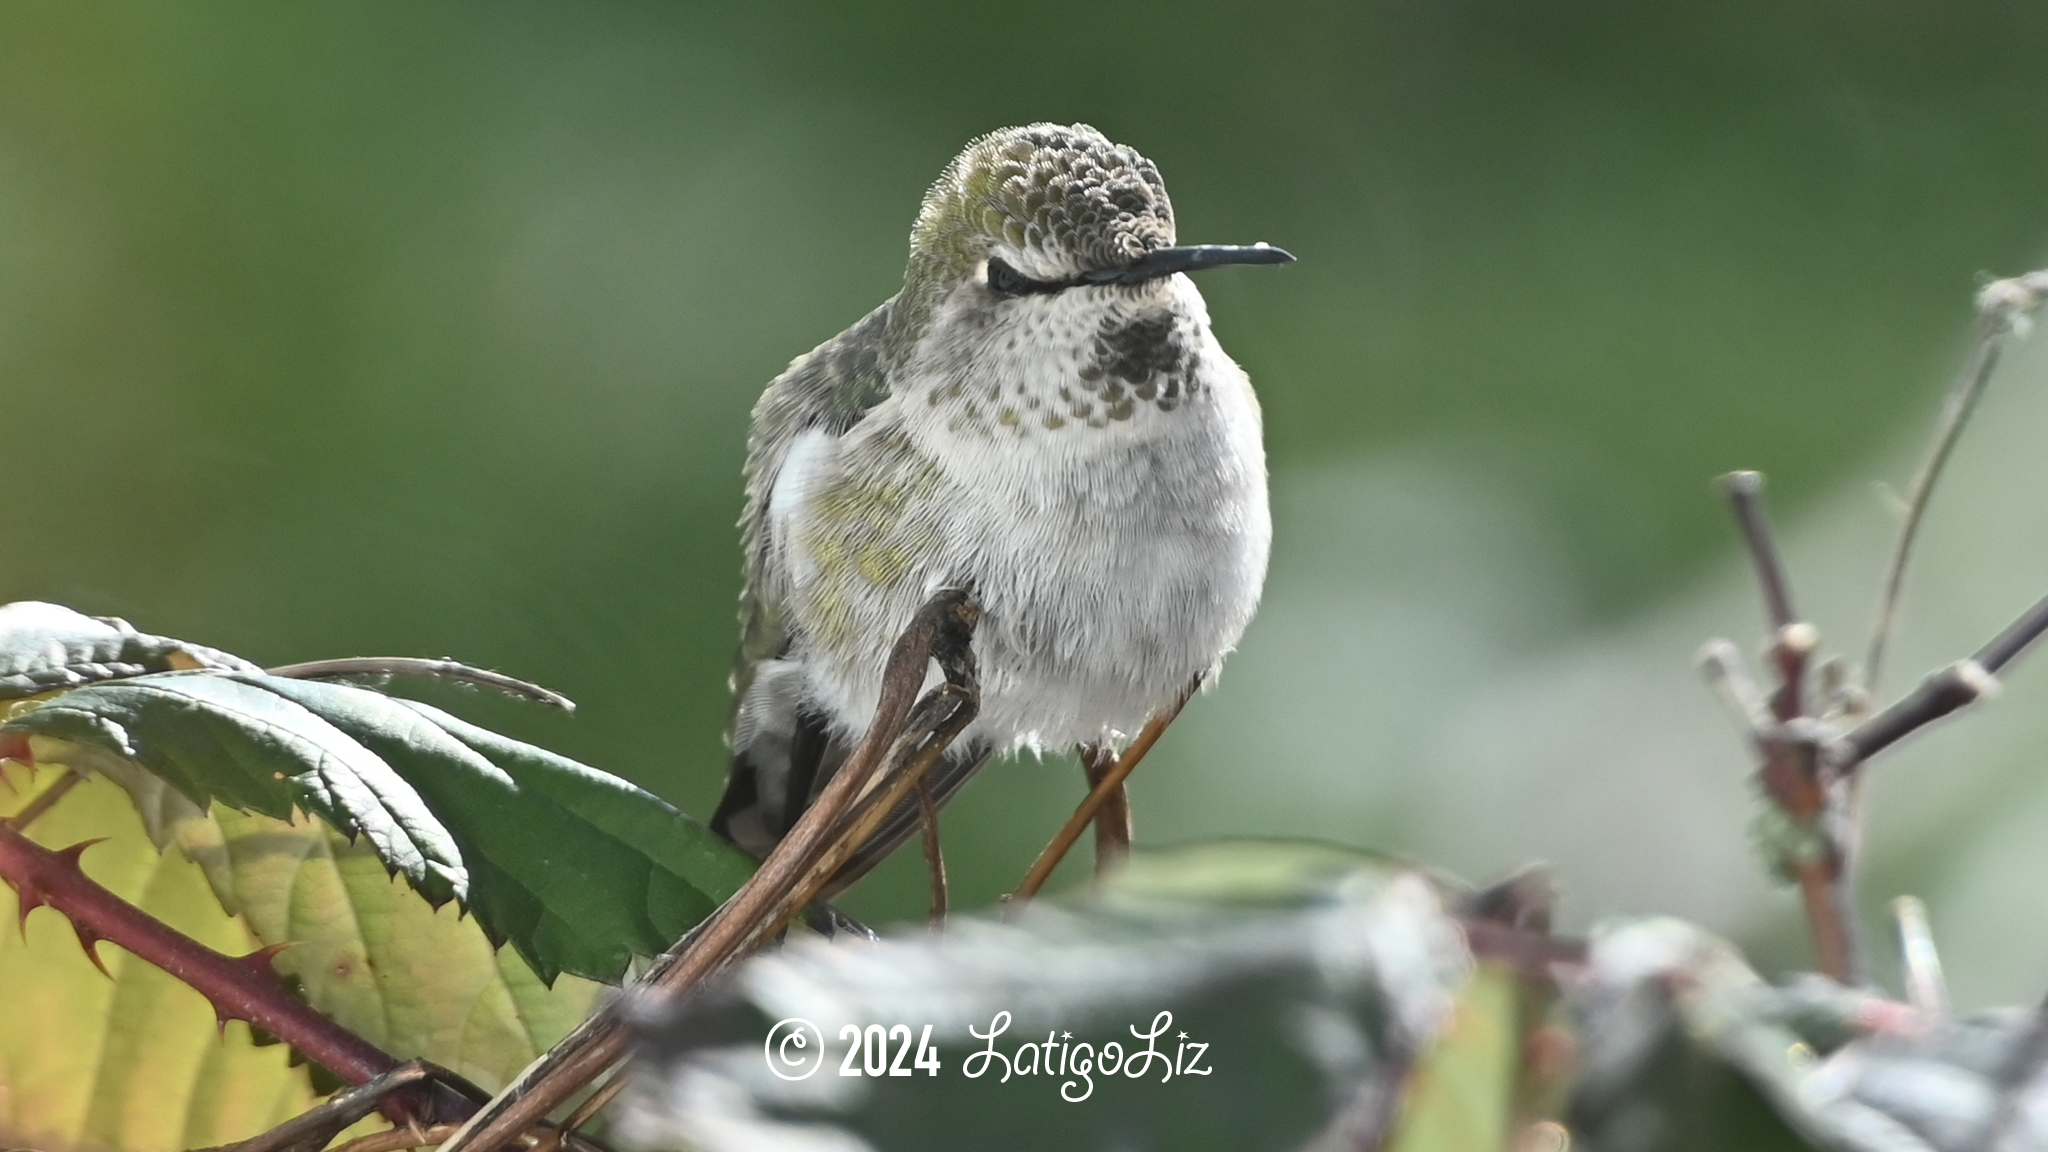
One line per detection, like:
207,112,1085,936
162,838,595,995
0,769,317,1151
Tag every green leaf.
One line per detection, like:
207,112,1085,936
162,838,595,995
0,602,255,701
1570,920,2048,1150
10,675,463,892
6,668,757,983
0,770,318,1150
1567,920,1856,1152
628,840,1478,1152
174,802,604,1094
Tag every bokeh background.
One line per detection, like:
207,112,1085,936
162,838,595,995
8,1,2048,1004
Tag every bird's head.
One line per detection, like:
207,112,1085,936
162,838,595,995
888,124,1290,369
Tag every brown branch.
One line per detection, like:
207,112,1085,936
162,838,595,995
786,692,977,917
434,590,981,1152
1752,720,1862,984
645,594,977,989
461,701,982,1152
549,1068,626,1152
1719,472,1816,720
211,1061,487,1152
1793,852,1860,986
1832,589,2048,773
1731,533,2048,981
1720,471,1800,634
1716,471,1863,983
1079,743,1132,874
0,820,419,1108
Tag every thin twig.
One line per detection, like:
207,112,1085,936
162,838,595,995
1832,589,2048,773
5,769,81,831
1972,586,2048,674
698,690,977,980
1697,640,1771,732
433,591,980,1152
1078,743,1132,874
214,1061,488,1152
794,697,976,909
266,658,576,712
1720,472,1800,634
1832,661,1999,774
556,1066,624,1146
326,1125,462,1152
1867,269,2048,699
1010,684,1193,905
522,1068,625,1152
1719,472,1816,720
916,778,947,925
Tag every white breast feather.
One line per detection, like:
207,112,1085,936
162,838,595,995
780,277,1270,752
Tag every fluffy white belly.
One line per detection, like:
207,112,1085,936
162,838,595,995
784,347,1270,752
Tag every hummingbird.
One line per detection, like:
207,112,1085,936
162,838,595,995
710,123,1289,890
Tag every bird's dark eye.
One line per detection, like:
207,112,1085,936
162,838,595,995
985,256,1048,297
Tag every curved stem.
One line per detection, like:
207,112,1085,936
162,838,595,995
1868,270,2048,699
267,657,575,712
917,778,947,925
1011,684,1192,904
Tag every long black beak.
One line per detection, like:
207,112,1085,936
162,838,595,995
1081,243,1296,285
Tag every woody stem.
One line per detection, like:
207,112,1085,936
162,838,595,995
0,817,405,1096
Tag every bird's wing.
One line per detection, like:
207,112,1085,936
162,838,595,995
730,297,895,702
714,299,896,853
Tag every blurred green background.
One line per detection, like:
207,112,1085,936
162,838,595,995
8,2,2048,1003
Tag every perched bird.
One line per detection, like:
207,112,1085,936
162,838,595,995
711,123,1288,888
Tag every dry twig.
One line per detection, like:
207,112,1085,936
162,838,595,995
1010,682,1193,905
3,768,82,831
267,657,575,712
1078,743,1131,874
1831,589,2048,774
209,1061,486,1152
916,778,947,925
1867,268,2048,699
